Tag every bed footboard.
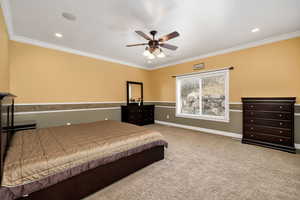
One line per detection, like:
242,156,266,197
18,145,164,200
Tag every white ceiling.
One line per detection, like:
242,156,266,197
3,0,300,69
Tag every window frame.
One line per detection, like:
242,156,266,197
175,69,230,123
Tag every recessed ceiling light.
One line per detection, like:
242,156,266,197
62,12,76,21
251,28,260,33
55,33,63,38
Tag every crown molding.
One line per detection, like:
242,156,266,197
0,0,148,70
11,35,148,70
2,0,300,71
14,31,300,71
150,30,300,70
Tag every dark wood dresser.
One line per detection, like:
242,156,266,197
121,105,154,126
242,97,296,153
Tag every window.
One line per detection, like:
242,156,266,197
176,69,229,122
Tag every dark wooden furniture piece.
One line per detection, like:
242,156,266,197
122,81,155,126
0,93,165,200
4,120,36,133
242,97,296,153
19,146,164,200
13,120,36,132
0,93,15,183
121,104,155,126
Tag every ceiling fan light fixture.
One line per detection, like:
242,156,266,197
126,30,180,58
143,50,151,57
143,47,151,57
152,48,161,56
147,53,155,59
157,49,166,58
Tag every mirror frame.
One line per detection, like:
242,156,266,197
126,81,143,105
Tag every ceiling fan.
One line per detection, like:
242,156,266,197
126,30,180,59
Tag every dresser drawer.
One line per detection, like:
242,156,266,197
244,125,291,137
244,111,292,120
245,118,291,129
244,132,292,146
128,113,142,123
244,103,292,112
143,112,154,118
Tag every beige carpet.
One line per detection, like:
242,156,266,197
85,124,300,200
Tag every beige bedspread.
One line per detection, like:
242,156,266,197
2,120,165,187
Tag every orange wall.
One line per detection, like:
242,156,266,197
8,37,300,103
0,6,9,92
9,41,153,103
150,37,300,103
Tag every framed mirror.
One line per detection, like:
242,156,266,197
127,81,143,105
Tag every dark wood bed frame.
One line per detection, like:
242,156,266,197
20,146,164,200
0,93,165,200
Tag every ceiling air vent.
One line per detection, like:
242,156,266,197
62,12,76,21
193,63,205,70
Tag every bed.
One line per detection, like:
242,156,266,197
0,94,167,200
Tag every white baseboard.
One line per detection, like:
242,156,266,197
155,120,300,150
155,120,242,139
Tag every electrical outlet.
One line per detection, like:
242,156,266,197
105,118,108,120
166,114,170,119
66,122,71,126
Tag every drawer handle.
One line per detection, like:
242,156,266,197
279,106,283,109
279,122,283,126
279,139,283,142
250,120,254,123
250,134,254,137
279,131,283,134
250,105,254,108
279,114,282,117
250,127,254,130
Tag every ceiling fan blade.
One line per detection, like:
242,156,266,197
159,31,180,42
126,43,148,47
160,43,178,51
135,31,152,41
